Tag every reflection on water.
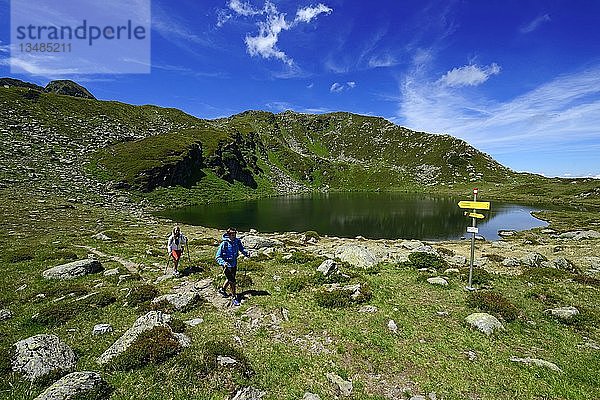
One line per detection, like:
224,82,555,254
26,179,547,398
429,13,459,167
160,192,548,240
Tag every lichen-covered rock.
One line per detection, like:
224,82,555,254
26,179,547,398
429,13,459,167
335,245,378,268
12,334,76,381
0,308,12,320
558,230,600,240
317,259,337,276
241,235,282,250
427,277,448,286
502,257,520,268
519,252,547,268
231,386,266,400
326,372,353,396
510,357,562,372
42,259,103,280
552,257,577,273
448,255,467,267
465,313,503,335
92,324,113,335
546,306,579,320
97,311,189,365
33,371,111,400
152,291,200,311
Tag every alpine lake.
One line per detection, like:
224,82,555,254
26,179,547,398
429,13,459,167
159,192,550,241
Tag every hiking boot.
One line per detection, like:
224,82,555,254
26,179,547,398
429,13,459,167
231,298,241,306
173,270,180,277
218,288,229,298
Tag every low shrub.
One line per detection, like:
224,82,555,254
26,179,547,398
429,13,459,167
436,247,454,257
189,237,218,247
0,345,13,375
461,268,493,285
168,318,186,333
108,326,182,370
142,299,175,314
527,286,564,305
236,274,253,289
573,274,600,287
197,340,253,378
5,249,34,263
522,267,569,282
284,275,311,293
34,291,116,326
315,289,353,308
47,250,79,261
467,291,520,322
304,231,320,241
128,284,159,306
484,253,505,263
90,292,117,308
238,260,264,272
406,252,447,270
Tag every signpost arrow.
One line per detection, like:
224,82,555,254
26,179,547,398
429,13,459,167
465,212,485,219
458,201,491,210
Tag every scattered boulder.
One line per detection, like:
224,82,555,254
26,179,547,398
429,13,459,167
443,268,460,274
326,372,353,396
12,334,76,381
502,257,520,268
510,357,562,372
358,305,378,313
448,255,466,267
558,230,600,240
92,232,111,241
97,311,189,365
400,240,424,250
33,371,111,400
103,268,119,277
335,245,378,268
465,313,503,335
241,235,282,250
426,277,448,286
92,324,113,335
303,393,321,400
231,386,265,400
498,230,516,237
552,257,577,273
387,319,398,334
546,306,579,320
152,291,200,311
184,318,204,327
43,259,103,280
0,309,12,320
317,259,337,276
217,355,237,366
519,252,547,268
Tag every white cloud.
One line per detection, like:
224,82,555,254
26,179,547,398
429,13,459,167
295,3,332,23
330,82,344,93
399,61,600,160
330,81,356,93
439,63,501,87
521,14,551,34
368,54,397,68
226,1,332,66
307,82,314,89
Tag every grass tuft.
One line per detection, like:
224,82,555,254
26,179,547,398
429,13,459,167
467,291,520,322
128,284,159,306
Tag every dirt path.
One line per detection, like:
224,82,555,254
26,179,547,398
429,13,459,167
75,245,139,273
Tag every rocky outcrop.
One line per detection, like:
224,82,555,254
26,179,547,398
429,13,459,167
231,386,265,400
207,132,262,188
34,371,111,400
335,245,378,268
241,235,282,250
558,230,600,240
42,259,103,280
546,306,579,320
465,313,503,335
97,311,190,365
152,290,200,311
12,334,76,381
510,357,562,372
317,259,337,276
44,80,95,99
0,77,44,91
326,372,353,397
519,252,547,268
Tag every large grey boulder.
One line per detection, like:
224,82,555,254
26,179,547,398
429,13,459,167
303,393,321,400
231,386,266,400
502,257,520,268
152,291,200,311
12,334,76,381
42,259,103,280
558,230,600,240
0,308,12,320
241,235,282,250
335,245,378,268
519,252,547,268
326,372,353,396
317,259,337,276
465,313,503,335
97,311,190,365
33,371,111,400
546,306,579,320
427,277,448,286
552,257,577,273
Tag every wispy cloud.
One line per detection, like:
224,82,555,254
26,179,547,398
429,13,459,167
438,63,501,87
330,81,356,93
220,1,332,66
520,13,551,34
368,54,397,68
399,57,600,159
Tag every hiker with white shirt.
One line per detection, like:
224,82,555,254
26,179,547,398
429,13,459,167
167,225,187,276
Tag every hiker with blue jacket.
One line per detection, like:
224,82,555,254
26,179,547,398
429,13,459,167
215,228,250,306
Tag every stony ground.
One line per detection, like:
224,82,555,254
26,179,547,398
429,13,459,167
1,185,599,400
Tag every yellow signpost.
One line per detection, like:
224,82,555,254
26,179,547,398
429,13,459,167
459,188,491,290
458,201,490,210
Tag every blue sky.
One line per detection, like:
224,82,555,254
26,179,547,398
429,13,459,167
1,0,599,177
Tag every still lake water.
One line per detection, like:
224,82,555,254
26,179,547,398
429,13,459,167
161,192,548,241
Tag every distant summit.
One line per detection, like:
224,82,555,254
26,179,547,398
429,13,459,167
0,77,95,99
44,80,96,99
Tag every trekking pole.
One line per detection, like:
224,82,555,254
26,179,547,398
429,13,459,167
164,252,171,274
186,243,191,264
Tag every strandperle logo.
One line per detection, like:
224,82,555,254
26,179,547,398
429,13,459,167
10,0,151,74
15,20,147,47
